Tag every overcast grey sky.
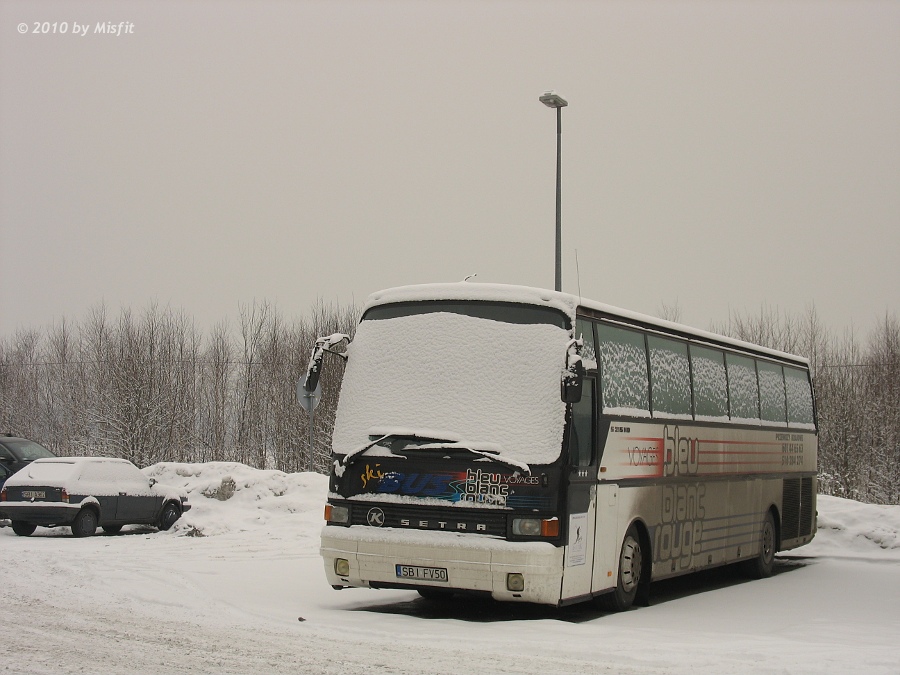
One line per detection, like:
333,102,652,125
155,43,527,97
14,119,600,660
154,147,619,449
1,0,897,339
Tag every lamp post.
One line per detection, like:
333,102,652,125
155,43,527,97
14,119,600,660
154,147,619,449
539,90,567,292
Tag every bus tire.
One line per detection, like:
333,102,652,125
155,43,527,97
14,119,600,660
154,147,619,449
744,509,777,579
598,524,644,611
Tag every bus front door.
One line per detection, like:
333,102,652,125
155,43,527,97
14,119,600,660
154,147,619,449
560,378,597,602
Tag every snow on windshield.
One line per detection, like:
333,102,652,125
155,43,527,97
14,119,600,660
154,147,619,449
331,310,570,465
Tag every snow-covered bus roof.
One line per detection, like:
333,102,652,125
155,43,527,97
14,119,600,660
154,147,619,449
363,282,810,367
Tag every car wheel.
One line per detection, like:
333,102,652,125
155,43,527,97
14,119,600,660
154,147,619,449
743,510,777,579
71,508,98,537
11,521,37,536
102,524,123,534
598,524,644,611
157,502,181,531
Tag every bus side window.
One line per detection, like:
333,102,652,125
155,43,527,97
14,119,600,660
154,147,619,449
785,366,815,427
690,345,728,420
758,361,787,425
576,318,597,370
598,323,650,416
648,335,692,418
726,353,760,423
568,379,595,467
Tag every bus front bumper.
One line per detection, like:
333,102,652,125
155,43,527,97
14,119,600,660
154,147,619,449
321,525,564,606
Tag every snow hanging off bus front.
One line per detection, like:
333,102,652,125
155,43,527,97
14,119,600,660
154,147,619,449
331,311,570,466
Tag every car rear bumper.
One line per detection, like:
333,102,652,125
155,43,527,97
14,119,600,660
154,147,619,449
0,501,79,525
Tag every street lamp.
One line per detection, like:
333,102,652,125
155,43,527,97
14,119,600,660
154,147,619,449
540,90,567,293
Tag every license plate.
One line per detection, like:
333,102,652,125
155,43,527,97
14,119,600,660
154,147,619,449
22,490,46,499
396,565,448,582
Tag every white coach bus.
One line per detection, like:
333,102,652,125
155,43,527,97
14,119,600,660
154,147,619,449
315,283,817,609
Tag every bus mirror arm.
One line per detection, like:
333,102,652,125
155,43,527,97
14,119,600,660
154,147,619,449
302,333,351,394
561,338,585,404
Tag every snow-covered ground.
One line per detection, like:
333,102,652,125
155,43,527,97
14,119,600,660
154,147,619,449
2,462,898,675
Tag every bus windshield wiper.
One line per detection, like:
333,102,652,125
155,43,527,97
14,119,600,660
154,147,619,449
407,441,531,475
334,427,530,475
335,427,462,473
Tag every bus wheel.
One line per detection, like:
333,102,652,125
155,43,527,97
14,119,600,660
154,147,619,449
744,510,777,579
598,524,644,611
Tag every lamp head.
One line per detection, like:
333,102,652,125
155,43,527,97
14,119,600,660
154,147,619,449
539,90,568,108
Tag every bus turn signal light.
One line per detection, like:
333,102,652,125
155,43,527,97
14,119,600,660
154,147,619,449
512,517,559,537
541,517,559,537
325,504,349,524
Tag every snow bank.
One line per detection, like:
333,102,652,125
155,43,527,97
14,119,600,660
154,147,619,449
142,462,329,538
140,462,900,564
800,494,900,558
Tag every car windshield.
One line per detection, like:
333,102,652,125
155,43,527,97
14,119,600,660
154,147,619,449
5,440,55,461
24,461,78,482
332,301,571,465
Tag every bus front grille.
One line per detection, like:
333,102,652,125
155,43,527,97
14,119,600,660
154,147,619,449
347,502,508,537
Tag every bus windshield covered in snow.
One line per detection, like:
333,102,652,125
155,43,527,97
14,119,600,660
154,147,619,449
318,283,817,609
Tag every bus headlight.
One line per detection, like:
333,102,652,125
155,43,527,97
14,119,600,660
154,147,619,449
512,517,559,537
335,558,350,576
325,504,349,524
513,518,541,536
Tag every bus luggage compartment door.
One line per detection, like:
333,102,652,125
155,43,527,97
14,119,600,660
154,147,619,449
591,483,619,595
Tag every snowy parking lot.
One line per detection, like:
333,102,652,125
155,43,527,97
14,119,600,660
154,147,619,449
2,462,899,675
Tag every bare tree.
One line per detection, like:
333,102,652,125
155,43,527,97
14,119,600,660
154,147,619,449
656,300,682,323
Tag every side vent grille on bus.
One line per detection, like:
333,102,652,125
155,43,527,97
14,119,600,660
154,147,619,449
782,478,801,541
799,476,814,537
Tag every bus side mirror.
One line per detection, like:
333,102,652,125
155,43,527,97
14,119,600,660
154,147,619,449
302,333,350,394
561,359,584,403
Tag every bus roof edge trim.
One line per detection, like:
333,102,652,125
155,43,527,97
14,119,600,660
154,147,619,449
363,282,811,367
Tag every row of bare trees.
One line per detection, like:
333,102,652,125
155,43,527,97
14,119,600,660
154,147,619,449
1,302,897,503
0,301,357,474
